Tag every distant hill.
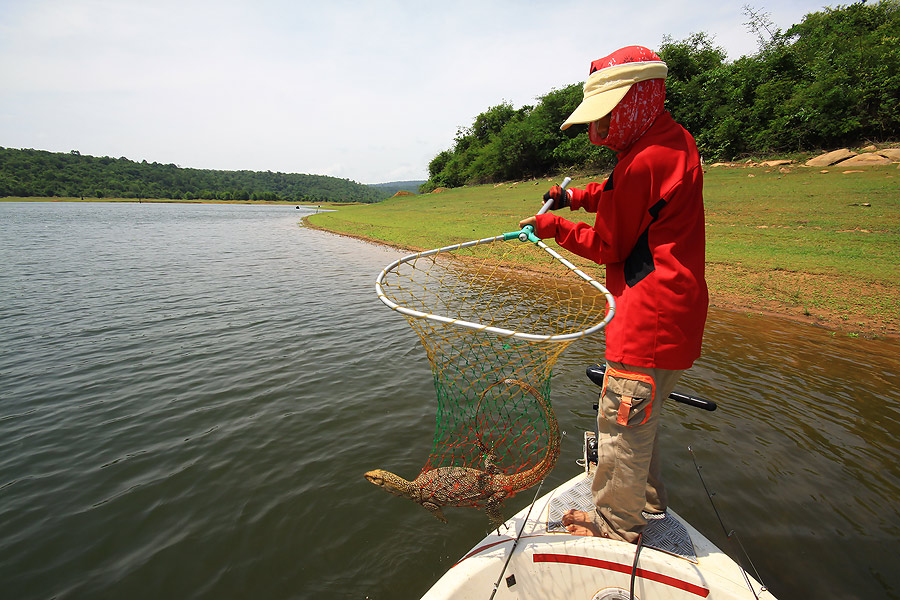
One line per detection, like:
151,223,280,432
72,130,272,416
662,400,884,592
367,180,426,196
0,147,391,203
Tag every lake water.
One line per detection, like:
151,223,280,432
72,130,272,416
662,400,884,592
1,201,898,599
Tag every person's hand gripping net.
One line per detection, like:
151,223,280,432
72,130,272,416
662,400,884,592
544,184,571,211
519,177,572,230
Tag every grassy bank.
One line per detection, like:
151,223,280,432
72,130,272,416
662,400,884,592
308,164,900,338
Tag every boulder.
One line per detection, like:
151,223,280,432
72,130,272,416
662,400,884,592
836,153,894,166
761,159,794,167
876,148,900,161
805,149,856,167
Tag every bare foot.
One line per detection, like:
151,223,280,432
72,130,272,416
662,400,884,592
561,509,608,538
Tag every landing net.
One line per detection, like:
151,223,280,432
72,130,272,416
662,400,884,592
375,231,614,503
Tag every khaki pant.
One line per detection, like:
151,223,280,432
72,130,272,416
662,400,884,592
590,361,683,543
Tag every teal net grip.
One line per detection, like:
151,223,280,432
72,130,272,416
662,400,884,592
518,225,540,243
502,226,541,243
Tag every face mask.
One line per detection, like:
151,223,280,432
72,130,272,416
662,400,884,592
591,78,666,152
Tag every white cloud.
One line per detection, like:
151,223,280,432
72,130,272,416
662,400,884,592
0,0,831,183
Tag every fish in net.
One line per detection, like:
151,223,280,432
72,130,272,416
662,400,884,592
364,228,614,526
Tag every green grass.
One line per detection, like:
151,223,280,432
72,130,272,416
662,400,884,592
702,166,899,278
309,165,900,337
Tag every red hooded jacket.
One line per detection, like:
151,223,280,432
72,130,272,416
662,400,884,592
535,110,708,370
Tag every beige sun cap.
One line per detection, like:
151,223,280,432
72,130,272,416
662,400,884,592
560,61,669,130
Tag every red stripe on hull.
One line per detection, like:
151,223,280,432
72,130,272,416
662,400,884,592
533,553,709,598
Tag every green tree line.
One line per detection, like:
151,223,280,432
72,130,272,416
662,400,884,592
423,1,900,192
0,148,389,203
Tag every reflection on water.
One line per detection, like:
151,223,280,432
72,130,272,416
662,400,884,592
0,202,897,599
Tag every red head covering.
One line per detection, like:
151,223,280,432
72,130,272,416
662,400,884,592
588,46,667,152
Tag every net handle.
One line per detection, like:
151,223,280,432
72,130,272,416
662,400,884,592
541,176,572,215
518,176,571,243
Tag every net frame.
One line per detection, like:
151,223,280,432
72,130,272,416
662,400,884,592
375,231,616,339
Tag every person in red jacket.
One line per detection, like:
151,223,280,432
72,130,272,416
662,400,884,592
520,46,708,543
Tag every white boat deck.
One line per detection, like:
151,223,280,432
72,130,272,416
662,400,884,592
422,437,774,600
546,474,698,562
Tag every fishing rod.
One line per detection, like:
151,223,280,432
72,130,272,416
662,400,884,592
689,446,768,599
488,475,547,600
586,364,717,411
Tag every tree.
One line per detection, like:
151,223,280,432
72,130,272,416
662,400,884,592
471,102,517,141
743,4,780,52
786,0,900,144
0,146,391,202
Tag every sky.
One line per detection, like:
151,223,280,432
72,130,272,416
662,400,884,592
0,0,833,184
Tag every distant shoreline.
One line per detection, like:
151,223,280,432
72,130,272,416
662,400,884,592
0,197,358,207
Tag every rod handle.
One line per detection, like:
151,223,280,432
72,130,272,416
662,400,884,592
585,364,717,411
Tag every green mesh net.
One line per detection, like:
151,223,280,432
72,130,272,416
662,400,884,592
371,233,613,521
